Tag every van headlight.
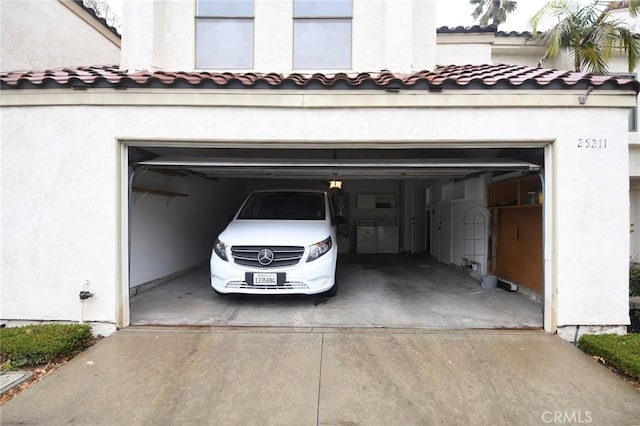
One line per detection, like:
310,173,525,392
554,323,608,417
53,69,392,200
307,236,332,262
213,239,228,261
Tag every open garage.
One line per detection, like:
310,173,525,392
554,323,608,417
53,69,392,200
2,64,635,339
127,146,545,329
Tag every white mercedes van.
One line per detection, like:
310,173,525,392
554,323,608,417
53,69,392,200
210,190,343,296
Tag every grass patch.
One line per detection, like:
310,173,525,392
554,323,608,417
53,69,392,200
578,334,640,380
1,324,92,370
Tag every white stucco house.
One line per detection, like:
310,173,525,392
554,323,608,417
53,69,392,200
1,0,638,341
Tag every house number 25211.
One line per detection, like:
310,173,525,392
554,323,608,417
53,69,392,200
577,138,607,149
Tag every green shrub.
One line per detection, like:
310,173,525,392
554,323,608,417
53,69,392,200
0,324,92,370
577,334,640,380
631,265,640,297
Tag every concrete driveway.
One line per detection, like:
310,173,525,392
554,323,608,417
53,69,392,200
1,329,639,425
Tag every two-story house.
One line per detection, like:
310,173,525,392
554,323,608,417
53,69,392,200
1,0,637,341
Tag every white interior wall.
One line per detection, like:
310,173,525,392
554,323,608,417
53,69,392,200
428,179,445,259
429,175,489,272
345,180,399,217
130,172,244,287
399,180,430,252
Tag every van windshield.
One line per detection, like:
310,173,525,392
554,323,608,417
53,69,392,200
237,192,325,220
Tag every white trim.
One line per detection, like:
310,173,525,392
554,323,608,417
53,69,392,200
123,138,551,149
58,0,121,48
117,141,129,329
1,89,635,108
436,33,496,45
116,138,554,329
544,143,557,333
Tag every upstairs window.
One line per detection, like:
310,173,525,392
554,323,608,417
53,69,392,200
196,0,254,69
293,0,352,70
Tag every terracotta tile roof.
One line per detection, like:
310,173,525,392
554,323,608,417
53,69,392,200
437,25,497,34
496,30,533,38
437,26,534,38
1,64,638,93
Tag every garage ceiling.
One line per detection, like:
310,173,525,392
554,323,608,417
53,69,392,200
130,146,543,180
137,157,541,179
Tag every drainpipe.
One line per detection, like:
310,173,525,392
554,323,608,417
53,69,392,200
574,325,581,345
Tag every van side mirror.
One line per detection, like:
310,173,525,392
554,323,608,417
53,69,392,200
333,215,346,226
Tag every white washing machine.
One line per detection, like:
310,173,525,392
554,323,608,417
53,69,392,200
356,225,377,254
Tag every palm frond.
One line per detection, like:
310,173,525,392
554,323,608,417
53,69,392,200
617,26,640,72
532,0,640,72
579,43,610,73
470,0,517,27
530,0,579,36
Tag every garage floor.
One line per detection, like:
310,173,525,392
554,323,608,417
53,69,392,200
129,255,543,329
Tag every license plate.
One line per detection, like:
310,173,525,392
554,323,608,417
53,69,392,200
253,273,277,285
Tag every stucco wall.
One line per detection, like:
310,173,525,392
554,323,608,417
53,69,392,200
0,0,120,72
0,103,631,333
120,0,436,73
437,43,493,65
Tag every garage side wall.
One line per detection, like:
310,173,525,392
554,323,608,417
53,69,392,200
0,104,631,335
130,173,244,288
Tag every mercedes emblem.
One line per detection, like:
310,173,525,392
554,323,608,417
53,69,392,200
257,248,275,266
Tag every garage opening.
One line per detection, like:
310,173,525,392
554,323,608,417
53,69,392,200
126,146,545,329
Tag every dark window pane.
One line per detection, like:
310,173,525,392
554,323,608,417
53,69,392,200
238,192,326,220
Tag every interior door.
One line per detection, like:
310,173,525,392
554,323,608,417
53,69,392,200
438,202,452,264
410,185,426,253
431,201,440,259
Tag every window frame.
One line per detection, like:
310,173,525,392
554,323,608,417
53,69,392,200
292,0,353,71
195,0,255,70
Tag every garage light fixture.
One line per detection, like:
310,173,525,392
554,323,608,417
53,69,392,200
329,180,342,190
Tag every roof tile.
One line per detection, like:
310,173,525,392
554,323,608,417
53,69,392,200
437,25,497,34
1,64,638,93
